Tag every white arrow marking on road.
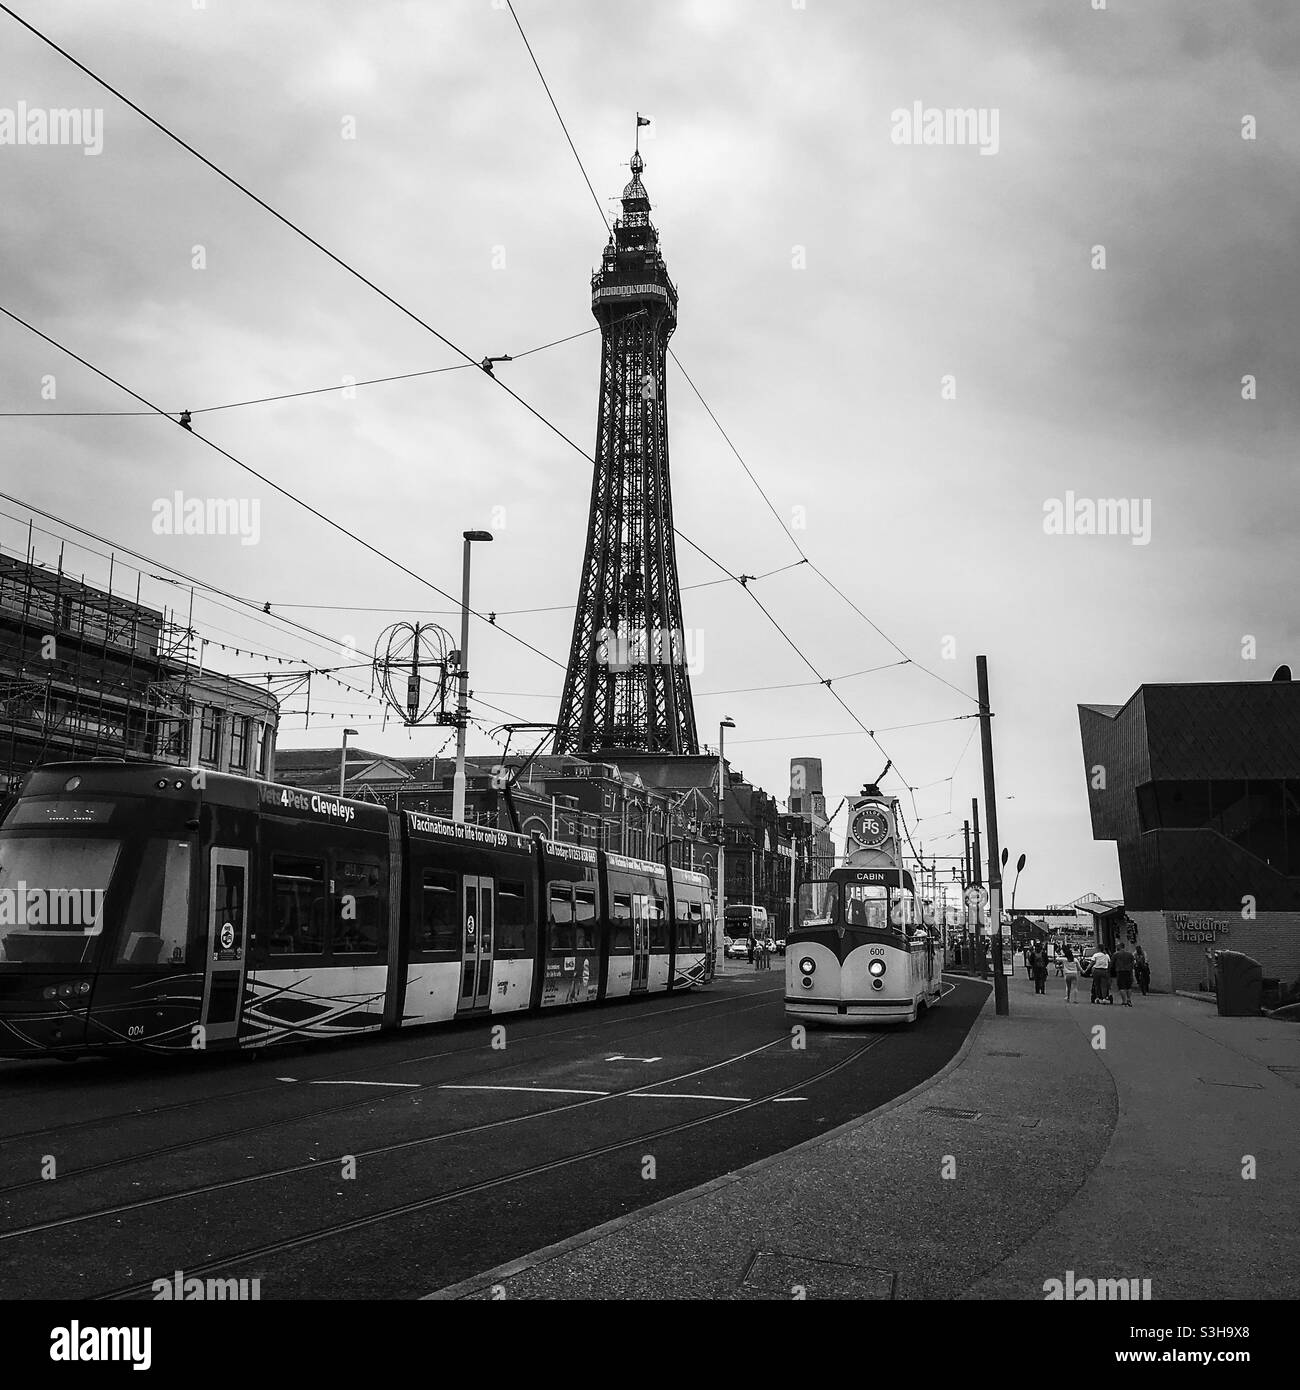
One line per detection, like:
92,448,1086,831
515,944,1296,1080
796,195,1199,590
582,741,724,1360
605,1054,662,1063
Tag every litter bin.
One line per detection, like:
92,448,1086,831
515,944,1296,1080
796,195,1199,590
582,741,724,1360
1214,951,1263,1017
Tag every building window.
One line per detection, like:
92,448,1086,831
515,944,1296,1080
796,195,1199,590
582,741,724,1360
228,716,249,772
199,706,221,765
254,722,270,777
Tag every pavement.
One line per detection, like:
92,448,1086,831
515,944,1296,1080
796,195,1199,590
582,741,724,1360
428,969,1300,1300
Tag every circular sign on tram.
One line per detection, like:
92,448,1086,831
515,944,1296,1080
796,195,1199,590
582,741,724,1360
219,922,235,951
851,806,892,848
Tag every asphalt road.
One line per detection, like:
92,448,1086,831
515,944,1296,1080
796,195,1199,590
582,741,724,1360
0,964,988,1299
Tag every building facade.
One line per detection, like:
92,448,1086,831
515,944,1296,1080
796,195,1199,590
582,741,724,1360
1,549,279,792
1079,676,1300,995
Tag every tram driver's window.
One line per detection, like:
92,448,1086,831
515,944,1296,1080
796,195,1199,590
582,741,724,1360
333,859,383,954
610,894,632,951
115,839,191,966
271,856,326,955
419,870,459,952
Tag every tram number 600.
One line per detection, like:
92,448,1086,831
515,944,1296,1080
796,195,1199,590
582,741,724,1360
869,947,885,956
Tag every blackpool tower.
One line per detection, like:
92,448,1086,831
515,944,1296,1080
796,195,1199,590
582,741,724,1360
553,138,699,756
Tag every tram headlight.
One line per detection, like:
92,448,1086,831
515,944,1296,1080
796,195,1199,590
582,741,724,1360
868,959,886,977
871,978,884,991
799,957,815,976
64,776,81,791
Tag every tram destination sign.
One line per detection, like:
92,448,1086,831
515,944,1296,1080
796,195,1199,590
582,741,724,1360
259,785,356,824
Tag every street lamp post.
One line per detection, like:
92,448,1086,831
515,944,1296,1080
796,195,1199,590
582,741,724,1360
716,716,735,951
338,727,359,799
453,530,493,823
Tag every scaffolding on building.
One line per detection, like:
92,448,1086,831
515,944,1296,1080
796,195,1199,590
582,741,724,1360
0,538,273,786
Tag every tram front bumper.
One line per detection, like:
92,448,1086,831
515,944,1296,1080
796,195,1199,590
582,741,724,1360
784,996,916,1024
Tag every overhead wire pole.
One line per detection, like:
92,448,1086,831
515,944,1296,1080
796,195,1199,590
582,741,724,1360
977,655,1008,1016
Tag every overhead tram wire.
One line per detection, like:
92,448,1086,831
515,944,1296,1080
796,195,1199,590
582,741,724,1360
0,326,599,419
6,7,969,799
0,305,565,676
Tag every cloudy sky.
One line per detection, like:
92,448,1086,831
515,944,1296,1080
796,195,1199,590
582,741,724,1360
2,0,1297,904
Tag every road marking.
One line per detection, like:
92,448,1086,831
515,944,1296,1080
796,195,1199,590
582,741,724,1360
307,1080,420,1088
440,1084,610,1097
605,1055,662,1063
631,1092,749,1103
771,1097,808,1103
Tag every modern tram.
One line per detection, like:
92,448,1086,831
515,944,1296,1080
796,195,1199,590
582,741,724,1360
786,783,943,1026
0,762,713,1059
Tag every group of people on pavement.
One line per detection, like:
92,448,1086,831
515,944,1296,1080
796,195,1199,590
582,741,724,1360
747,936,775,970
1019,939,1151,1004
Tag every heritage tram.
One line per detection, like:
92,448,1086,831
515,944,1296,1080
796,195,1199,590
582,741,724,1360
786,778,943,1025
0,762,712,1058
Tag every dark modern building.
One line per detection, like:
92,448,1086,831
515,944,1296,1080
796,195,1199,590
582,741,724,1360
1079,675,1300,994
1,550,279,792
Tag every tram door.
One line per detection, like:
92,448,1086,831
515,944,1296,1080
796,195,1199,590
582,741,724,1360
201,848,249,1045
630,894,650,993
459,876,495,1012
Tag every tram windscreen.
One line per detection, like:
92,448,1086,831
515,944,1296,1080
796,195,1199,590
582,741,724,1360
843,884,890,931
0,836,121,965
797,881,839,928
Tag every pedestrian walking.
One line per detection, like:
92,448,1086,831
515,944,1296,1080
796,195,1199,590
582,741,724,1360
1062,946,1078,1003
1134,945,1151,996
747,936,755,966
1113,939,1136,1006
1032,946,1048,995
1089,945,1112,1004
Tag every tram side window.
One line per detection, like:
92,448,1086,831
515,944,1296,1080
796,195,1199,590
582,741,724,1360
574,888,597,950
610,893,633,951
333,858,384,955
419,870,459,952
496,879,528,954
549,885,575,950
270,857,327,955
115,839,191,966
649,895,669,950
681,900,703,950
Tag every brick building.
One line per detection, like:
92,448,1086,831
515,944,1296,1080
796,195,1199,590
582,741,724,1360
1079,674,1300,995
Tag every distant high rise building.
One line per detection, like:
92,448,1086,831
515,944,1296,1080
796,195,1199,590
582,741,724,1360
553,138,697,756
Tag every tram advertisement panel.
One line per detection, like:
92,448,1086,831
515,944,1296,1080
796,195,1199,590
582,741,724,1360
541,952,597,1006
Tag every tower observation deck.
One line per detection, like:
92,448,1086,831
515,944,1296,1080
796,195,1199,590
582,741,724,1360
553,144,699,756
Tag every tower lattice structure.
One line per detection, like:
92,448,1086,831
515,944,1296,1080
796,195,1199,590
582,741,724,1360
553,146,699,756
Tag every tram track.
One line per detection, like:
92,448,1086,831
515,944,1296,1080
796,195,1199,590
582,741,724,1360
0,978,782,1146
0,984,784,1200
94,1034,887,1300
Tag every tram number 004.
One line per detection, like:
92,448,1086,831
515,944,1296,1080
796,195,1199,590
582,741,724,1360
127,1025,144,1038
